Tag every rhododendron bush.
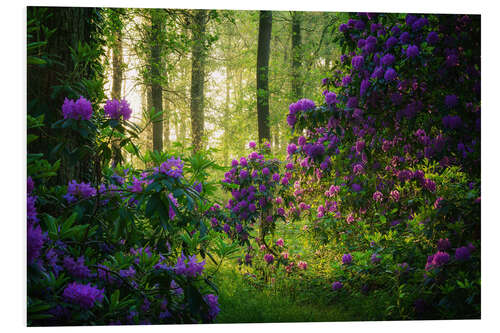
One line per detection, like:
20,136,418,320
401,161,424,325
27,101,220,325
282,13,480,319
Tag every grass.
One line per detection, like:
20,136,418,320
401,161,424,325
212,264,393,323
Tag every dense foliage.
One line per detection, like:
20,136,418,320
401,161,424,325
282,12,480,319
27,9,480,325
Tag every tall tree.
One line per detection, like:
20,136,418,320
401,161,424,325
163,93,170,149
27,7,104,184
190,9,208,152
110,10,124,100
290,11,303,100
256,10,272,144
150,9,164,152
108,9,125,166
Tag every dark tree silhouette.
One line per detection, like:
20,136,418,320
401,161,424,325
256,10,272,144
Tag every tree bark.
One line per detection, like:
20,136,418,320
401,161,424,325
146,85,154,153
256,10,272,144
163,91,170,149
190,9,208,152
27,7,102,184
111,29,123,100
291,12,303,100
111,25,124,166
150,10,164,153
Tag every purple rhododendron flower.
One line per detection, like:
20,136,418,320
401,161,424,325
264,253,274,264
412,17,428,31
62,96,93,120
406,45,419,58
272,173,280,182
385,36,398,49
62,256,91,279
445,94,459,108
351,55,364,70
249,141,256,149
427,31,439,44
27,194,38,224
27,176,34,194
437,238,451,251
346,97,358,109
360,79,370,96
389,190,400,202
159,157,184,178
354,20,365,30
455,246,471,261
353,163,364,175
384,68,397,81
204,294,220,320
325,91,337,105
64,180,97,203
62,282,104,309
332,281,343,291
193,181,203,193
372,191,383,202
175,252,205,277
399,31,410,44
342,253,353,265
423,178,436,192
381,53,395,66
442,115,462,129
27,222,45,264
298,261,308,270
119,266,136,279
342,75,352,86
426,251,450,270
104,99,132,120
371,253,381,264
371,66,384,79
391,25,401,35
351,183,362,192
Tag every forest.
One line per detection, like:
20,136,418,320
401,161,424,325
26,7,480,325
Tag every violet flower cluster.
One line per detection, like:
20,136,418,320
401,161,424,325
104,99,132,120
62,96,93,120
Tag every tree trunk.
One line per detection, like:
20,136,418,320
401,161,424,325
111,29,123,100
222,63,231,162
150,10,164,153
146,85,154,153
190,9,208,152
291,12,303,100
163,91,170,149
111,26,123,166
256,10,272,144
27,7,102,184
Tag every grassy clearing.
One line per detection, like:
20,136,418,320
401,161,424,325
211,264,393,323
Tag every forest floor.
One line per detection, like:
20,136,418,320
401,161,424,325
211,262,393,323
206,213,395,323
